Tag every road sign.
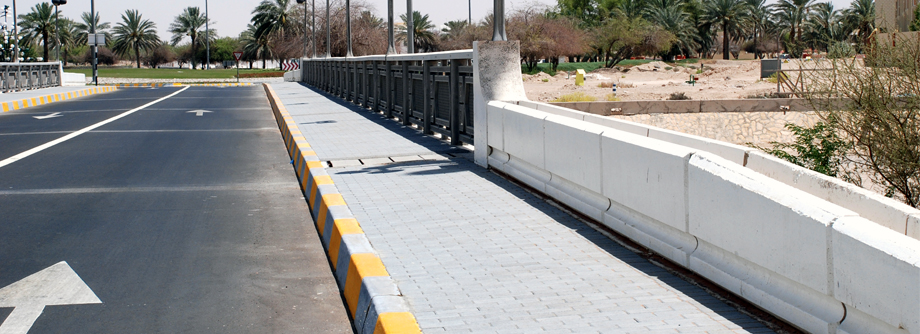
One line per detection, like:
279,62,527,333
233,52,242,61
87,34,105,46
282,60,301,71
0,262,101,334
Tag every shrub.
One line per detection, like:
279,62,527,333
552,92,597,102
667,92,690,100
750,122,850,178
827,42,855,59
597,82,614,88
605,93,620,101
238,71,285,78
542,78,549,82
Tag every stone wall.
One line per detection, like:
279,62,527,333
611,111,820,146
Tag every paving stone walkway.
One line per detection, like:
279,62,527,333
273,82,775,333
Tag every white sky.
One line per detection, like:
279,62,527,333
3,0,855,43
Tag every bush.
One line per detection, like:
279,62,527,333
145,45,176,68
551,92,597,102
597,82,614,88
605,93,620,101
668,92,690,100
82,47,117,65
827,42,855,59
750,122,850,177
542,78,549,82
238,71,285,78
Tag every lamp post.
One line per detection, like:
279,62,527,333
492,0,506,41
325,0,330,57
205,0,210,70
345,0,352,57
312,0,315,58
91,0,96,85
406,0,413,53
386,0,394,54
51,0,66,62
297,0,307,59
12,0,17,63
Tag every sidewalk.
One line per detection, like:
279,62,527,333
0,85,116,113
272,82,775,333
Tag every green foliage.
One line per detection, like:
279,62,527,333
752,122,850,178
827,41,855,58
112,10,161,68
18,3,56,61
169,7,213,69
605,93,621,101
552,92,598,102
668,92,690,100
398,11,438,53
63,67,280,79
594,13,675,68
911,5,920,31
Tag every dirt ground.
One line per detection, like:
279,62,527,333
522,59,778,102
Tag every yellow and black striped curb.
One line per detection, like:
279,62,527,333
263,83,421,334
107,83,254,88
1,86,117,113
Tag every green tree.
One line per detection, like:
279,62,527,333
441,20,469,39
251,0,299,46
112,9,161,68
594,12,674,67
169,7,213,69
702,0,748,59
241,24,272,69
911,5,920,31
645,2,698,60
842,0,874,51
752,122,850,177
18,3,56,61
774,0,816,55
398,11,438,52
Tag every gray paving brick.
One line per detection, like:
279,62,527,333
271,83,775,333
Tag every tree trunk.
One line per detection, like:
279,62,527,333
722,22,730,60
262,56,266,69
135,44,141,68
43,34,49,61
191,36,197,69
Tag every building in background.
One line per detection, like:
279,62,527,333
877,0,919,32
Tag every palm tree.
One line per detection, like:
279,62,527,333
441,20,468,40
646,3,699,60
774,0,816,50
58,18,80,65
843,0,874,49
18,3,56,61
251,0,298,43
398,11,437,52
702,0,748,59
744,0,771,58
241,24,272,69
169,7,212,69
74,12,111,48
802,2,840,51
112,10,161,68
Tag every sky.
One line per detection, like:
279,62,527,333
2,0,856,44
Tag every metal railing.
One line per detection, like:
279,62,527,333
0,63,63,93
303,50,475,146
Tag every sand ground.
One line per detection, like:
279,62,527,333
522,59,778,102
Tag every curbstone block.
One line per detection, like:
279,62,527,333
354,276,401,333
361,296,420,334
334,234,376,288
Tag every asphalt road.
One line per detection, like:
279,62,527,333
0,86,353,333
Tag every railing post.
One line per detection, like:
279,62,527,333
449,59,460,145
401,61,410,126
385,61,393,118
422,60,432,135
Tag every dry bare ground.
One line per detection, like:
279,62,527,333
522,59,779,102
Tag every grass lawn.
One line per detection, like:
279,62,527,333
522,60,657,76
63,67,283,79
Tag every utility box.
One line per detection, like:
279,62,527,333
575,69,586,86
760,58,781,78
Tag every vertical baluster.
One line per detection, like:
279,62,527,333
422,60,431,135
449,59,460,145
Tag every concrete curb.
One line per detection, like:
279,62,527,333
106,83,254,88
263,83,421,334
1,86,117,113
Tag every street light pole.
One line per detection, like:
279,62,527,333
492,0,506,41
325,0,330,57
386,0,394,54
312,0,316,58
406,0,413,53
91,0,97,85
54,5,59,61
12,0,17,63
205,0,210,70
346,0,352,57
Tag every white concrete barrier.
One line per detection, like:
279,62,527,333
485,100,920,334
62,72,86,86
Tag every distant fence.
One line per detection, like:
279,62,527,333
0,63,63,93
303,50,475,146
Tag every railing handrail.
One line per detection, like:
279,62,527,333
303,49,474,62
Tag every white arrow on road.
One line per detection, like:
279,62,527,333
0,262,102,334
33,112,62,120
187,109,212,117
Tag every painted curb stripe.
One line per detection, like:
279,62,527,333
0,86,117,113
262,83,420,334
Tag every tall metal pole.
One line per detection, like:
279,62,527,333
325,0,330,57
312,0,316,58
492,0,506,41
91,1,97,85
205,0,210,69
12,0,17,63
406,0,414,53
54,5,60,61
469,0,472,25
302,1,307,59
386,0,394,54
345,0,352,57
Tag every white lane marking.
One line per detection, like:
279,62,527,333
0,262,102,334
187,109,212,117
0,86,190,169
33,112,62,120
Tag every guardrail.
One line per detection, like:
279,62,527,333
303,50,475,146
0,62,63,93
